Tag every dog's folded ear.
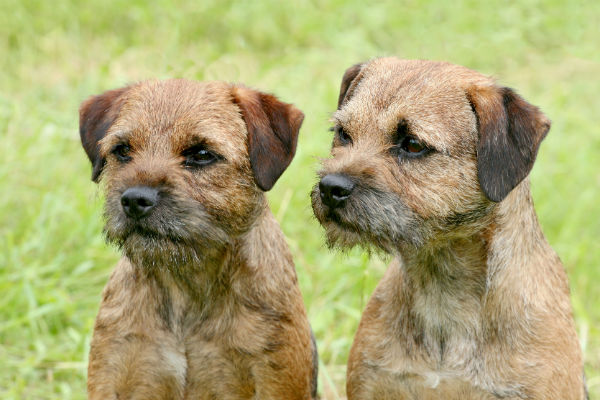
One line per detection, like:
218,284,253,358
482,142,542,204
468,86,551,202
79,86,131,183
337,63,365,109
232,87,304,191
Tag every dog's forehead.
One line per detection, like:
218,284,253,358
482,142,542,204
361,58,490,100
108,79,247,158
337,59,491,152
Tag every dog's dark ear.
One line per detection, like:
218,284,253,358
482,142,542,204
232,87,304,191
79,86,130,182
337,63,365,109
469,86,550,202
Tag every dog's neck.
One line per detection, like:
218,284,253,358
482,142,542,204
394,180,554,339
142,207,294,316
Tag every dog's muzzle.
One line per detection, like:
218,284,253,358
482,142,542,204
319,174,355,209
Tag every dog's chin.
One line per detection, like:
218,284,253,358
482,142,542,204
321,219,364,249
104,223,225,269
316,211,392,254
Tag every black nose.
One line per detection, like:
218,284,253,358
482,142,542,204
121,186,159,219
319,174,355,209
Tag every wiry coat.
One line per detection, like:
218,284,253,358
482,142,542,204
80,80,318,399
312,58,585,399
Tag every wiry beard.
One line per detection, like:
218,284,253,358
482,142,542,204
103,193,230,270
312,184,428,253
106,229,228,271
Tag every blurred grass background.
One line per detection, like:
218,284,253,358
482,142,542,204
0,0,598,398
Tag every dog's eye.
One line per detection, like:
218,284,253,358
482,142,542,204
392,119,430,158
396,136,430,158
183,145,219,168
112,143,132,162
400,137,427,154
333,126,352,145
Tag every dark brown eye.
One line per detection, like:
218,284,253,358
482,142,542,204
401,137,426,154
112,143,131,162
392,119,430,158
333,126,352,145
183,145,219,168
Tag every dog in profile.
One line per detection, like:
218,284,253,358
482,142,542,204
80,79,318,399
312,58,586,399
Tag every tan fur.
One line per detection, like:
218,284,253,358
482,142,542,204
80,79,317,399
312,58,585,399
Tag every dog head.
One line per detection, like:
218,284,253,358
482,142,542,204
311,58,549,252
80,79,303,266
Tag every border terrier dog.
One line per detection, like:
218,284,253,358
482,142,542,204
312,58,586,399
80,79,318,399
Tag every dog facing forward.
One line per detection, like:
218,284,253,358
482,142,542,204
312,58,585,399
80,79,317,399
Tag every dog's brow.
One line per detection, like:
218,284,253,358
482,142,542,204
183,132,210,145
178,133,224,154
331,111,349,125
110,130,132,142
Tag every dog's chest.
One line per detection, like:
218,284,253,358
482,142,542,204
357,284,525,398
117,310,276,399
180,336,257,399
155,306,273,399
105,281,280,398
361,331,526,399
372,342,492,398
362,370,505,400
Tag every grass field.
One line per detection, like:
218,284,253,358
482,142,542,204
0,0,599,398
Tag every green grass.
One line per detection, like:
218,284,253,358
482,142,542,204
0,0,599,398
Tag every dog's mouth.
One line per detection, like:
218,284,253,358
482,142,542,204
323,208,355,231
104,219,183,247
323,207,340,223
104,220,210,268
320,208,389,252
124,223,179,242
316,203,371,246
